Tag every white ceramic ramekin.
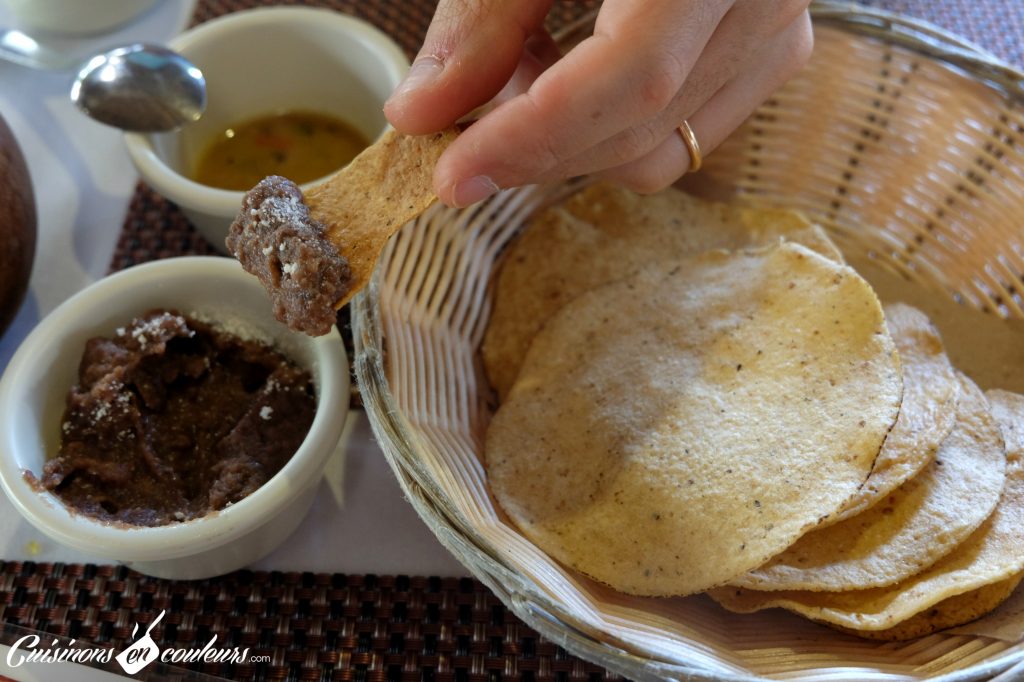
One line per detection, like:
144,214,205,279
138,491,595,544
123,6,409,250
0,257,349,579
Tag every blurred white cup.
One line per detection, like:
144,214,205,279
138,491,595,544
2,0,159,36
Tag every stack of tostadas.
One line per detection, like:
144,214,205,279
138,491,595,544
481,182,1024,641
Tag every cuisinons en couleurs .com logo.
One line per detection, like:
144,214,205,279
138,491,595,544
6,610,266,673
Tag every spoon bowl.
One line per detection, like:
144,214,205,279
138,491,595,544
70,43,206,132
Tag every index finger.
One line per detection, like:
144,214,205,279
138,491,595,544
384,0,553,135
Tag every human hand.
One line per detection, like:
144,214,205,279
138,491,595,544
383,0,814,207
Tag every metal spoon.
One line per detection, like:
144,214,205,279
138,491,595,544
70,44,206,132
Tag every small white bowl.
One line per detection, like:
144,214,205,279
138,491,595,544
124,6,409,250
0,257,349,580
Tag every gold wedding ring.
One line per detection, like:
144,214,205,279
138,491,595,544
677,120,702,173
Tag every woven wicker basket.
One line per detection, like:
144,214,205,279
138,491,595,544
352,3,1024,680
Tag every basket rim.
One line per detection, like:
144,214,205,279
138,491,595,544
810,1,1023,100
353,5,1024,681
552,2,1024,102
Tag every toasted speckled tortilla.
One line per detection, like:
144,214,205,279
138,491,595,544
732,371,1001,592
482,182,841,399
709,385,1024,632
823,303,961,524
485,242,902,596
304,127,458,308
832,574,1023,641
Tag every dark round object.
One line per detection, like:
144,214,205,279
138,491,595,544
0,113,37,337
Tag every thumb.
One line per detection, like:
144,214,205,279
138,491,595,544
384,0,553,135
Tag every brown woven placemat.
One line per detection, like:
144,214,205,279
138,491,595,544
1,562,622,682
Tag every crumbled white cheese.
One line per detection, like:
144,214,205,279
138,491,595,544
259,406,273,421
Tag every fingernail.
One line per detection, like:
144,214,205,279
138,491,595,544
451,175,499,207
389,56,444,102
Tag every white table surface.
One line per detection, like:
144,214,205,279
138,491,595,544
0,0,466,579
